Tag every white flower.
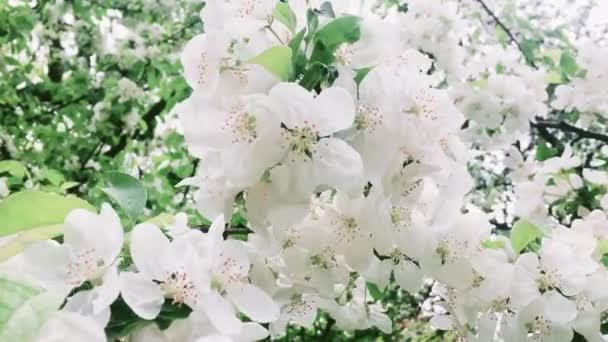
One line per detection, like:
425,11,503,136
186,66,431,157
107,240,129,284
180,30,277,97
198,215,280,324
177,93,283,188
119,223,209,320
503,291,577,342
0,177,9,197
18,204,123,325
347,67,404,185
268,83,364,197
36,310,107,342
203,0,276,35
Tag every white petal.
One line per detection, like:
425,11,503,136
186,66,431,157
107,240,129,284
199,291,242,334
393,260,423,293
429,314,454,330
542,290,577,324
130,223,170,280
119,272,164,320
214,240,251,283
91,266,120,314
63,290,111,327
363,259,392,290
20,240,71,290
237,322,269,342
226,284,279,323
286,297,318,328
177,95,233,156
180,33,223,94
130,324,169,342
208,214,226,242
370,310,392,334
195,179,238,220
313,137,363,193
196,336,232,342
315,87,355,135
64,203,123,264
268,82,315,128
37,311,106,342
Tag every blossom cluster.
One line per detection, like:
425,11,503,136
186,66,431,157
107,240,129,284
2,1,608,341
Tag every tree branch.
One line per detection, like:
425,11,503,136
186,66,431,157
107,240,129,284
179,159,200,207
105,98,168,158
473,0,537,68
531,120,608,144
192,224,253,238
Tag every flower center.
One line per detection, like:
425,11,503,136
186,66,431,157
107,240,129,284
333,216,361,244
283,125,319,160
355,104,383,133
285,295,314,320
159,268,198,305
236,0,262,18
224,104,257,144
310,247,339,270
335,44,354,66
390,206,412,233
215,254,247,289
525,315,550,339
66,248,105,286
197,52,210,87
537,268,558,293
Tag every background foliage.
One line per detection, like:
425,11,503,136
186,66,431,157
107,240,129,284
1,0,607,340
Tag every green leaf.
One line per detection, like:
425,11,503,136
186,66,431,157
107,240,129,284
288,29,307,79
0,225,63,262
248,45,293,82
299,62,332,91
0,160,27,179
536,140,558,161
305,9,319,44
40,169,65,186
0,276,40,330
510,219,543,254
597,240,608,256
559,52,578,76
520,38,540,66
101,172,147,220
145,214,175,227
601,254,608,268
354,67,373,85
0,290,65,342
481,239,505,250
366,282,384,301
315,16,362,47
495,26,509,46
0,191,95,237
154,299,193,330
60,181,80,192
544,71,562,84
310,15,361,64
273,2,297,33
319,2,336,18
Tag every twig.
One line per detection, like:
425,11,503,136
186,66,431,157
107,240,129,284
192,224,253,238
105,98,168,158
320,318,335,341
473,0,537,68
265,18,286,44
531,120,608,144
179,159,200,207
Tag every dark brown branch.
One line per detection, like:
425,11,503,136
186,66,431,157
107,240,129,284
179,159,200,207
105,98,168,158
192,224,253,238
473,0,537,68
531,120,608,144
